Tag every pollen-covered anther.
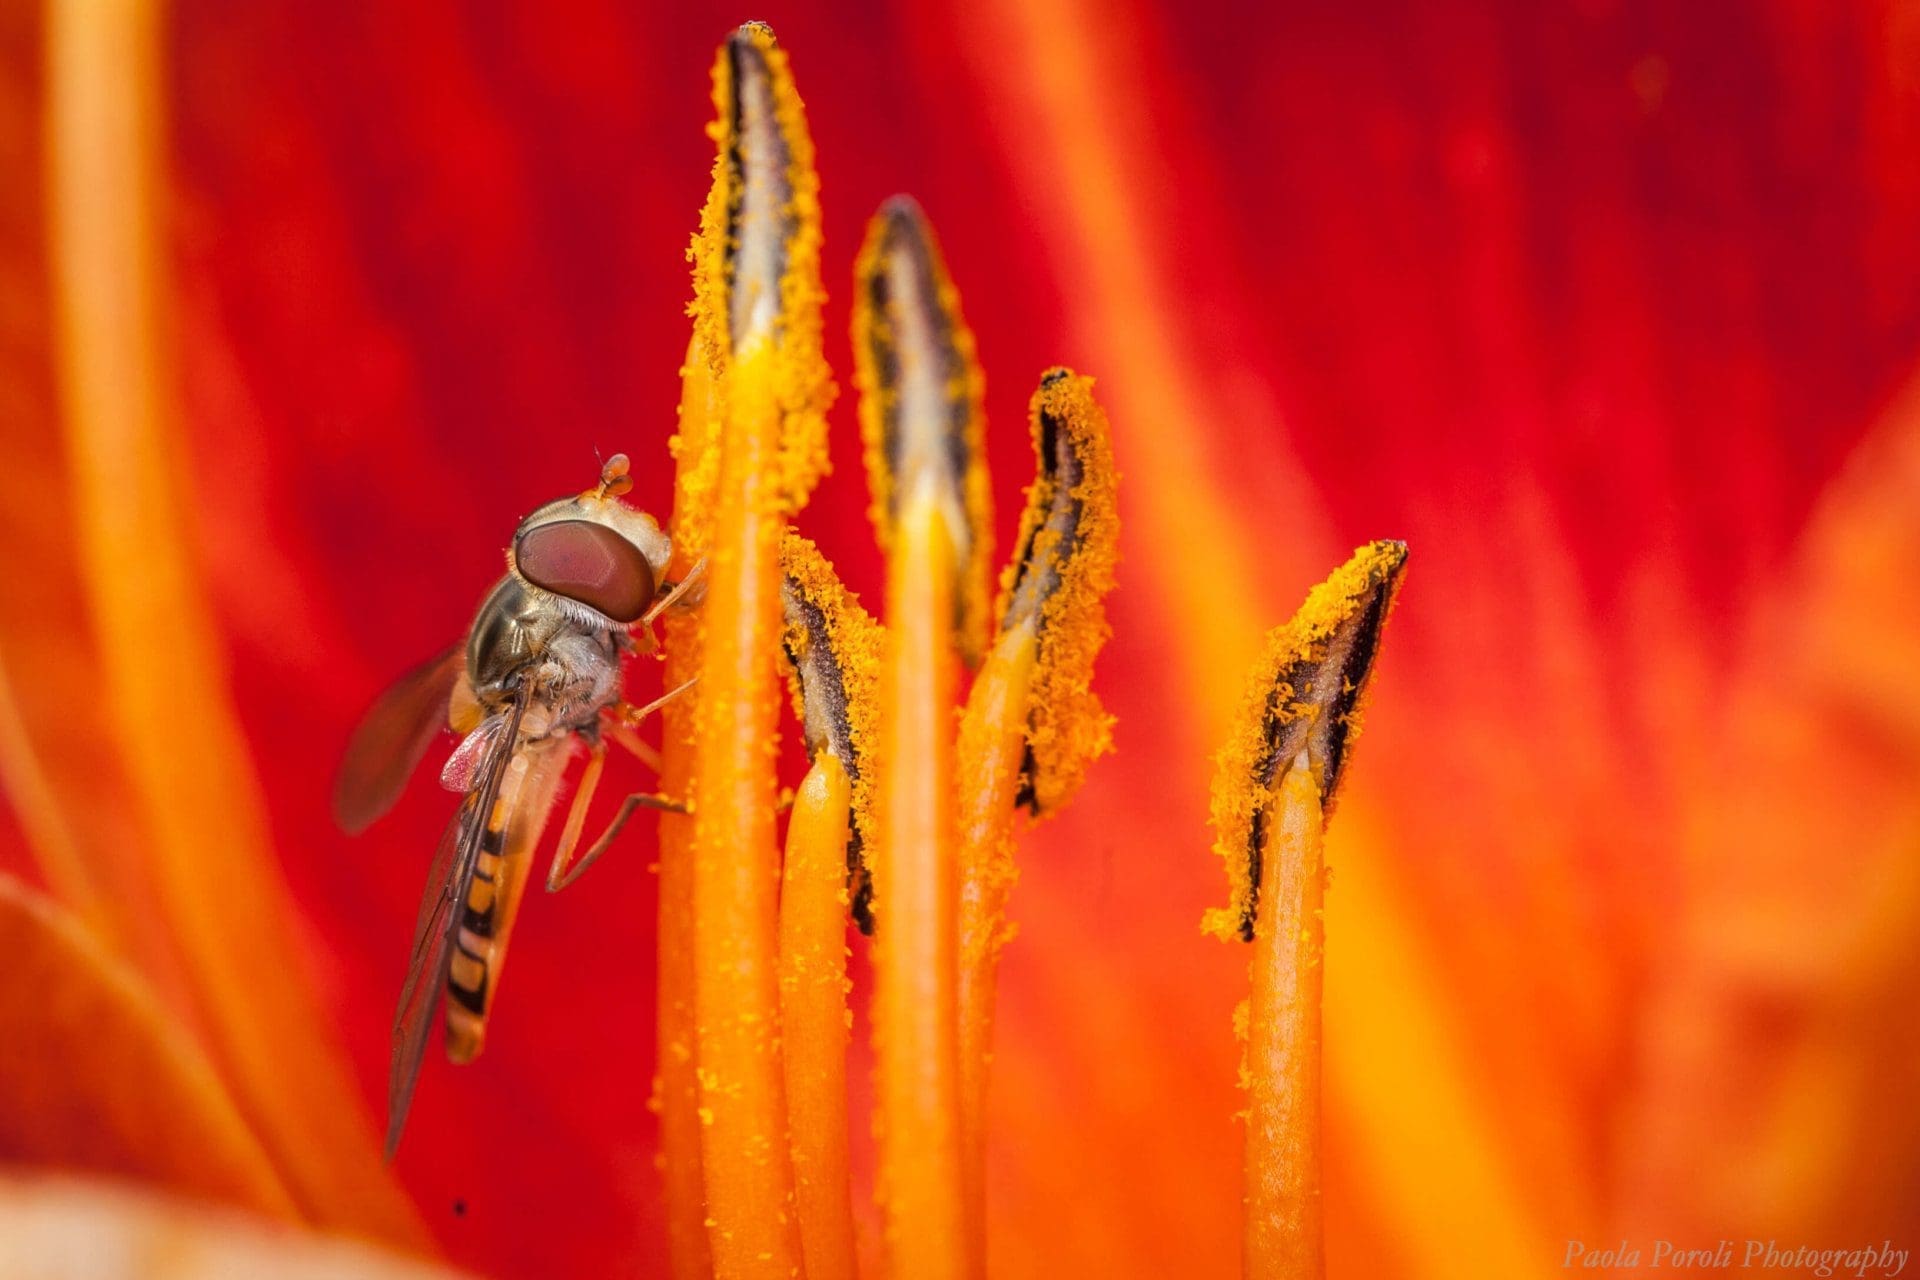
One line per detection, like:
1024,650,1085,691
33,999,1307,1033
683,21,834,526
852,196,992,664
996,368,1121,814
1204,539,1409,942
778,533,885,933
723,27,794,355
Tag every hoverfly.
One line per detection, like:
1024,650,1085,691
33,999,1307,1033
333,456,700,1158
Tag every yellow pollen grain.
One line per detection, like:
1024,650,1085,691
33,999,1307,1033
668,334,723,566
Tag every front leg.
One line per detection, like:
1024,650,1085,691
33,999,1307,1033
633,557,709,655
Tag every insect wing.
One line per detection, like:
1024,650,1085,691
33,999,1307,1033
385,687,527,1159
334,645,464,835
440,715,507,793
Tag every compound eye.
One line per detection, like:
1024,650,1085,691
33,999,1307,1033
514,519,656,623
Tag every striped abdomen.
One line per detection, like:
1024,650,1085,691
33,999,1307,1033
444,742,567,1063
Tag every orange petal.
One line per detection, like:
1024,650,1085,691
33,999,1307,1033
1622,372,1920,1245
0,0,196,1009
0,874,292,1216
43,1,422,1243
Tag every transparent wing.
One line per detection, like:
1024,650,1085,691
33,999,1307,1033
334,645,464,835
385,684,527,1160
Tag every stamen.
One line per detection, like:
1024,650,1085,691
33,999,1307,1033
1204,540,1408,943
997,368,1121,815
955,369,1120,1234
779,533,884,932
853,197,993,666
664,21,833,1280
724,29,794,355
1205,542,1404,1280
859,193,988,1279
683,20,834,539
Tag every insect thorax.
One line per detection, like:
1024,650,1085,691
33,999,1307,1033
466,576,624,735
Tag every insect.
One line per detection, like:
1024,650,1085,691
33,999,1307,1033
333,455,701,1158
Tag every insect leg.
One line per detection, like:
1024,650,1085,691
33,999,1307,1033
546,681,700,889
645,556,709,625
547,790,690,893
634,557,709,654
604,721,664,773
595,675,697,774
545,739,608,892
614,675,699,729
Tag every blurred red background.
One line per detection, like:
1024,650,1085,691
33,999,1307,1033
3,1,1918,1277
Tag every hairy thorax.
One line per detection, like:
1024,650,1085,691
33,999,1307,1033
465,576,624,739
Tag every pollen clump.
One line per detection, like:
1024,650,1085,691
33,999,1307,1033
685,21,833,527
996,369,1121,815
1203,540,1408,943
1231,997,1255,1104
779,532,886,931
667,337,723,566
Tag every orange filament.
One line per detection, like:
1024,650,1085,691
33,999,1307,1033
0,875,296,1217
872,499,970,1280
656,338,715,1280
777,755,857,1280
688,344,802,1279
1243,760,1325,1280
953,618,1037,1243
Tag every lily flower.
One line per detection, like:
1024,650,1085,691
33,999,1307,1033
1,5,1917,1280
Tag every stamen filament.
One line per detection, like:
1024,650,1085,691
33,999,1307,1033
656,340,716,1280
873,498,970,1280
689,341,803,1278
777,755,858,1280
1243,756,1324,1280
954,618,1037,1233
